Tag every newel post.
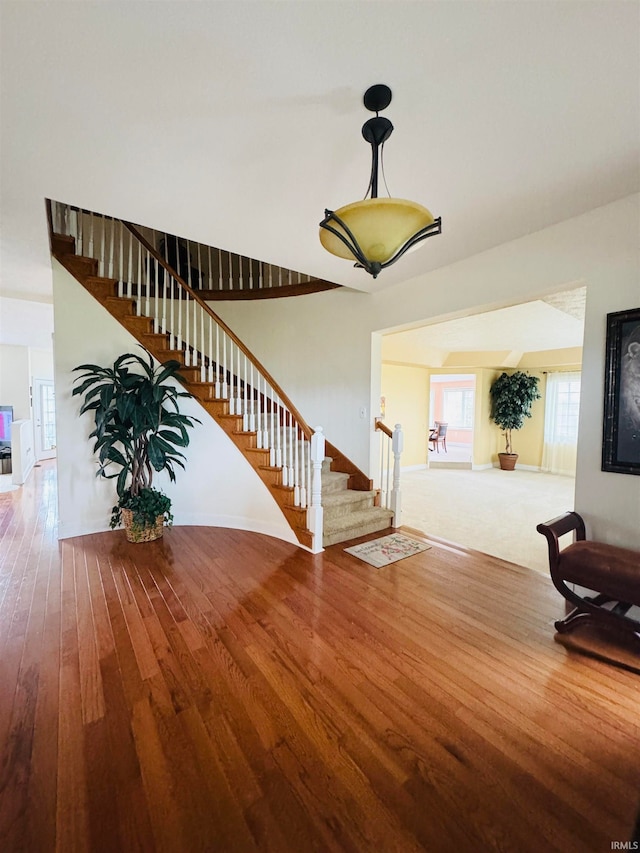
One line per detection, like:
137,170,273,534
391,423,403,527
308,426,325,553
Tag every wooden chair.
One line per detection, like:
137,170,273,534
429,422,448,453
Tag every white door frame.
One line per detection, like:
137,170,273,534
33,378,56,460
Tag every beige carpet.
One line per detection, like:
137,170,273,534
399,466,575,575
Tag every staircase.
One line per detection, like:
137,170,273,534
322,459,393,546
49,203,395,551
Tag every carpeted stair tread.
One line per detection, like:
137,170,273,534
323,489,377,507
323,490,378,522
321,470,351,493
323,506,394,547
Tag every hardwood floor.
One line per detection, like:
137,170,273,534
1,461,639,851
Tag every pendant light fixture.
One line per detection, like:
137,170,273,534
319,84,441,279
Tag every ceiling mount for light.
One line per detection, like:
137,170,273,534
319,84,441,279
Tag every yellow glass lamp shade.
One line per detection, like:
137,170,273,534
319,197,436,264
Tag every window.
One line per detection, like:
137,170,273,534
547,375,581,443
542,371,581,475
443,389,474,429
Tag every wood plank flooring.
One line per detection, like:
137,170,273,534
1,461,639,851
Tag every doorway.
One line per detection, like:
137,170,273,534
33,378,56,460
429,374,475,467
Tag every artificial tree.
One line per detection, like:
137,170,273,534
489,370,541,469
72,350,200,541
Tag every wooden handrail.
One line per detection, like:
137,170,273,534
123,220,314,440
375,418,393,438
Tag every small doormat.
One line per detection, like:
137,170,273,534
344,533,431,568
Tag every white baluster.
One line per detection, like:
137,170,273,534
126,231,133,300
221,331,228,399
184,293,190,366
200,304,206,381
261,376,269,452
385,432,391,508
288,416,295,491
160,253,166,340
98,214,105,276
239,256,244,292
72,209,80,254
168,274,175,352
294,423,300,506
145,248,151,318
218,248,223,291
308,427,325,553
176,276,183,352
136,241,142,316
197,243,202,292
208,245,213,290
249,364,256,432
299,435,307,508
391,424,403,527
214,325,220,396
228,251,233,291
281,410,288,485
108,218,115,279
269,388,277,467
242,355,248,430
152,232,159,333
255,372,262,448
88,213,94,258
275,398,283,469
208,316,214,384
238,347,244,415
118,221,124,297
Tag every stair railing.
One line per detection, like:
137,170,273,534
50,201,319,297
375,419,403,527
51,201,326,547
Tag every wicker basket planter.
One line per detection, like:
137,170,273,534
121,509,165,543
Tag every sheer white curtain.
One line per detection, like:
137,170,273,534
542,371,581,475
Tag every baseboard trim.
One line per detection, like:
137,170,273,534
492,462,541,472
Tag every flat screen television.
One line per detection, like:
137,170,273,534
0,406,14,448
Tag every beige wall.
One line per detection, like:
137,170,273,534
381,363,429,467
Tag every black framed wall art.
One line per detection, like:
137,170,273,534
602,307,640,475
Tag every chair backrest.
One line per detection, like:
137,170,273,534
436,422,448,436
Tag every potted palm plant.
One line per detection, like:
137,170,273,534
72,350,200,542
489,370,541,470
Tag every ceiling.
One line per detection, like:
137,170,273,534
0,2,638,347
382,287,586,366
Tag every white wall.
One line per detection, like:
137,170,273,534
30,348,54,380
215,195,640,549
52,260,298,545
0,344,31,418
